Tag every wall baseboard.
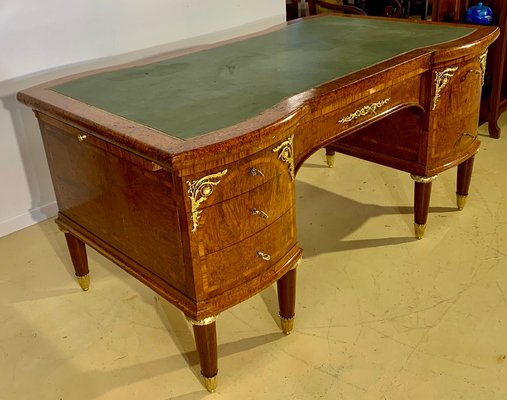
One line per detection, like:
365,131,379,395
0,201,58,238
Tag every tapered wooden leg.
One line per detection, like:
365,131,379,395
488,116,501,139
191,318,218,392
456,156,475,211
325,148,335,168
277,264,298,335
64,232,90,291
411,174,437,240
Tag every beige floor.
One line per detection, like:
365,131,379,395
2,113,507,400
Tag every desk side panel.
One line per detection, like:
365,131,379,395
37,116,192,299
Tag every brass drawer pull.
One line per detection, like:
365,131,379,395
257,251,271,261
252,208,269,219
77,134,87,142
250,167,264,177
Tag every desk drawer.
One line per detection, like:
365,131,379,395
193,174,294,255
199,208,296,297
183,136,295,211
293,76,422,164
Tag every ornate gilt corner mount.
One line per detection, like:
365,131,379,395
432,67,458,110
273,135,295,181
338,97,391,123
187,169,227,232
479,50,488,86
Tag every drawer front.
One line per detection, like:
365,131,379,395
200,208,296,298
293,75,421,165
183,136,295,212
194,174,294,255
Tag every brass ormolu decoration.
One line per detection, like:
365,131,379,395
76,274,90,291
280,316,294,335
252,208,269,219
479,50,488,86
457,194,468,211
414,223,426,240
273,135,295,181
187,315,219,326
432,67,458,110
410,174,438,184
187,170,228,232
338,97,391,123
249,167,264,176
256,251,271,261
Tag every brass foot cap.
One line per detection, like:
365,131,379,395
456,194,467,210
76,274,90,291
414,223,426,240
203,374,218,393
326,154,335,168
280,316,294,335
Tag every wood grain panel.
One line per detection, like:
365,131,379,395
193,174,294,255
199,208,296,298
429,59,483,164
39,119,188,293
182,139,294,211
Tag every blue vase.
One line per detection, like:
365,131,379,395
465,2,494,25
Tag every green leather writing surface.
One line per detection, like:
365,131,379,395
52,16,474,139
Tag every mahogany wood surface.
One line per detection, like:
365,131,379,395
457,155,475,197
432,0,507,138
277,268,297,320
192,322,218,379
64,232,89,278
414,181,433,227
17,15,498,391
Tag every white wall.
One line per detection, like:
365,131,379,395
0,0,286,237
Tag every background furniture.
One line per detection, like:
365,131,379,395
432,0,506,138
307,0,366,15
303,0,430,19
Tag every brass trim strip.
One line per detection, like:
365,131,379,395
187,169,228,232
410,174,438,183
432,67,458,110
290,257,302,270
338,97,391,123
273,135,295,181
187,315,219,326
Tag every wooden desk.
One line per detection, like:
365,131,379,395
18,15,497,392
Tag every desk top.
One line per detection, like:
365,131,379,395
19,15,498,173
50,16,474,140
